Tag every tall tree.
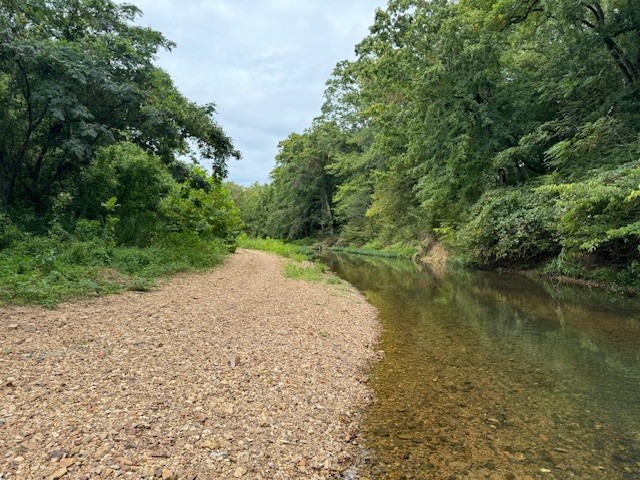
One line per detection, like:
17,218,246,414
0,0,238,212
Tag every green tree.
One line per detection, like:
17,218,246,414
269,122,347,239
0,0,238,217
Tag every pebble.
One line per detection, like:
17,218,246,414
233,466,248,477
47,467,68,480
161,468,175,480
237,451,250,463
59,458,75,469
0,250,379,479
48,450,66,461
209,451,230,461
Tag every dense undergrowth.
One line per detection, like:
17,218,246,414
237,236,312,261
0,231,229,307
330,240,418,259
0,1,242,307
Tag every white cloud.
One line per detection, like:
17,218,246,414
125,0,386,185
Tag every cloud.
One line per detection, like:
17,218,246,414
126,0,386,185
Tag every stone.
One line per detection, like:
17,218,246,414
229,355,241,368
93,447,109,460
48,450,66,461
141,465,155,477
47,467,68,480
59,458,75,469
209,451,230,461
233,467,248,477
194,413,208,424
7,324,18,330
161,468,175,480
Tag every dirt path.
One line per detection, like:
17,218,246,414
0,249,379,480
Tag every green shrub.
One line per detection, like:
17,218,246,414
537,161,640,265
160,167,243,248
0,212,23,248
0,230,228,307
455,189,558,267
72,142,173,246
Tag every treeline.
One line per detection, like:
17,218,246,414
232,0,640,290
0,0,241,305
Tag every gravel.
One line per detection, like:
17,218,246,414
0,249,379,479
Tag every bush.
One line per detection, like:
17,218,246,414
238,235,312,260
455,189,558,267
0,230,229,307
537,161,640,265
160,167,243,248
0,212,23,249
72,142,173,246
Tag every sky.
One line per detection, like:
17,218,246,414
125,0,387,186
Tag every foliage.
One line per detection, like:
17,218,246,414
160,166,243,249
0,0,238,219
332,241,418,259
537,162,640,264
71,142,173,245
232,0,640,290
237,236,311,261
0,230,227,307
268,122,347,239
283,262,326,282
455,189,558,267
0,1,243,305
226,181,273,238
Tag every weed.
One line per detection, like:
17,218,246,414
332,241,418,259
238,235,311,261
283,262,325,282
0,232,228,307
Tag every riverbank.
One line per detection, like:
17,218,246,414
0,249,379,479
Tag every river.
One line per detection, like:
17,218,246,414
321,253,640,480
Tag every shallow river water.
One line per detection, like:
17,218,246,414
321,253,640,480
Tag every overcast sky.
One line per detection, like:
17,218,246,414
125,1,386,185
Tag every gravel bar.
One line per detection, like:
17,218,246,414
0,249,379,479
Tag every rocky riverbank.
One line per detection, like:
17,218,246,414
0,249,379,479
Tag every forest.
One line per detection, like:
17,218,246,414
231,0,640,291
1,0,640,303
0,0,242,304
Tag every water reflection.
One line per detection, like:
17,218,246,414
321,253,640,480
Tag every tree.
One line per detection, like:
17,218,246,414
269,122,348,239
0,0,238,215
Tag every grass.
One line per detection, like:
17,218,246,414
283,262,325,282
331,240,418,259
238,235,312,261
239,236,347,285
0,232,229,308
